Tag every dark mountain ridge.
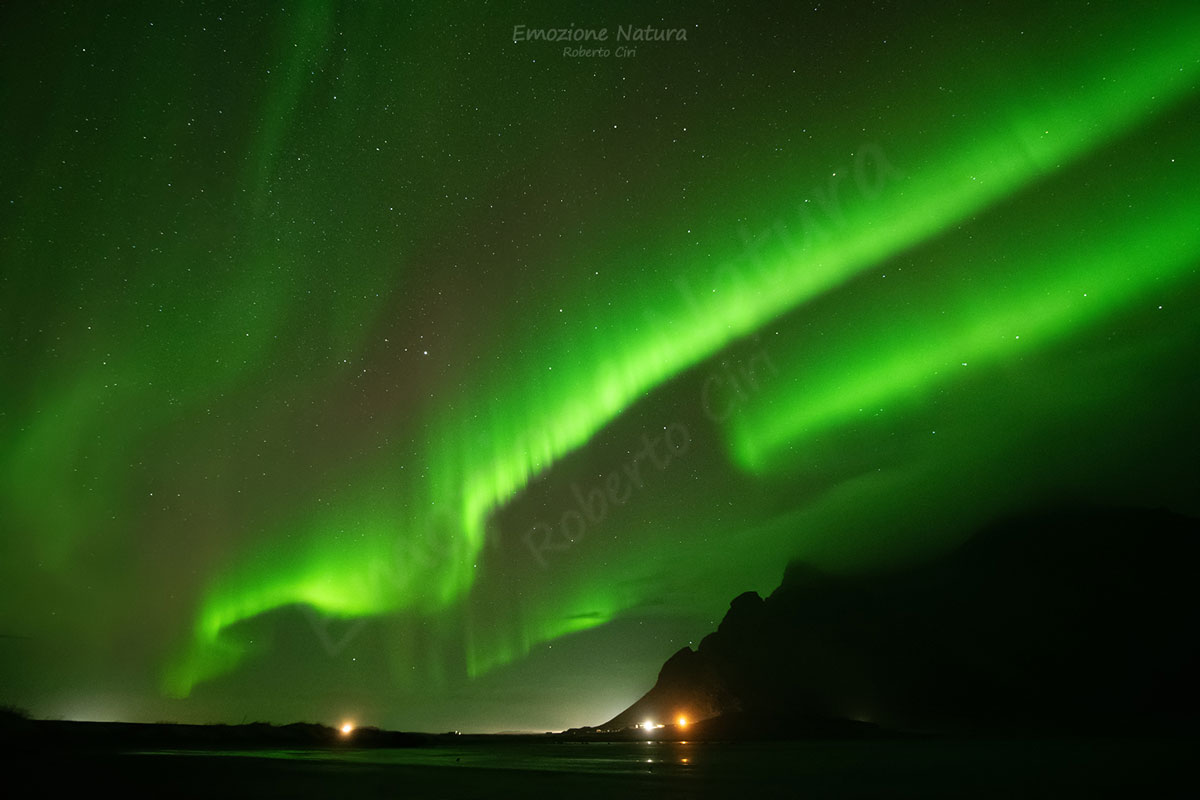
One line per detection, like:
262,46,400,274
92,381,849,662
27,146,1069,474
602,506,1200,735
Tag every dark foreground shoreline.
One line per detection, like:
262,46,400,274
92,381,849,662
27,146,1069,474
10,740,1198,799
4,718,1196,799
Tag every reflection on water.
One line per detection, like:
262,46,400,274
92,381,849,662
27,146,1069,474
135,736,1196,795
142,740,721,777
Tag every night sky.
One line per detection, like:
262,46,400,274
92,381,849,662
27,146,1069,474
2,1,1199,733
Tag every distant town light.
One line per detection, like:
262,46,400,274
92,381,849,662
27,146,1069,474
340,722,354,735
643,719,654,731
677,715,688,728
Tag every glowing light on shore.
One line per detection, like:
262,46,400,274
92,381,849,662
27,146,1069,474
340,722,354,735
677,715,688,728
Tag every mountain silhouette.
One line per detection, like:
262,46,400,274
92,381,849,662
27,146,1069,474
602,506,1200,735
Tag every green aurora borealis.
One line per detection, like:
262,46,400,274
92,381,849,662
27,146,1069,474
2,2,1199,732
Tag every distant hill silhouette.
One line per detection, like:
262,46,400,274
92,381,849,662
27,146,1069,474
0,712,425,752
602,507,1200,735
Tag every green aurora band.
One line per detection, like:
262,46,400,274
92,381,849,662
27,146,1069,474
729,182,1200,472
160,10,1200,694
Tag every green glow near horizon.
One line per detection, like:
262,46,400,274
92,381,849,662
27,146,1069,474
157,10,1200,697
